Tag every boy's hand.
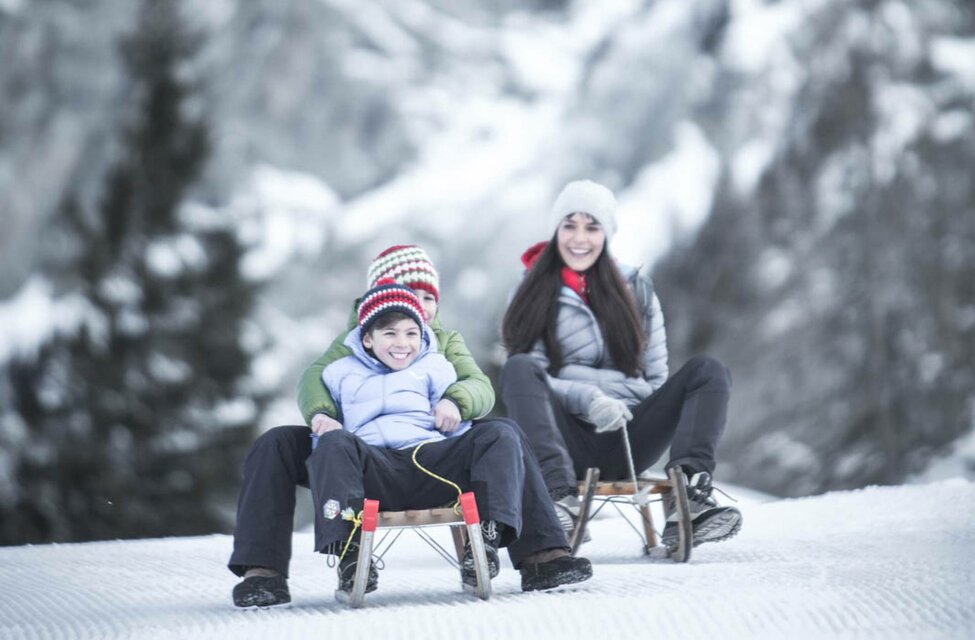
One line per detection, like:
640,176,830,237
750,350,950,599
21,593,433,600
433,399,461,433
311,413,342,435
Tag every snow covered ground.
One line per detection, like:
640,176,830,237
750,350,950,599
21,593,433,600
2,479,973,639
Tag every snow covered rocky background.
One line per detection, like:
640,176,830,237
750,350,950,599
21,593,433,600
0,0,974,634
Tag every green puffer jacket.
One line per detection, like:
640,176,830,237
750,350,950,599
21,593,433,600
297,301,495,424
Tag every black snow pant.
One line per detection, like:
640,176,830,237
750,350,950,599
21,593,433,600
228,418,567,578
499,354,732,494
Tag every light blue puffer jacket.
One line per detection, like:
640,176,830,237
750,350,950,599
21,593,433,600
529,264,669,417
320,325,472,449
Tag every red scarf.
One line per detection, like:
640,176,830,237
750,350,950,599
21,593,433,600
521,241,589,304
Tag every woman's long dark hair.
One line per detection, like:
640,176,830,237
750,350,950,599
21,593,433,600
502,233,646,377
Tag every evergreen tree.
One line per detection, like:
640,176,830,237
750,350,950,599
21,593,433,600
0,0,264,544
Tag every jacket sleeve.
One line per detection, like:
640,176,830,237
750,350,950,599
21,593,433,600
642,285,669,392
297,303,360,424
527,341,601,418
427,354,458,404
296,330,352,424
439,330,495,420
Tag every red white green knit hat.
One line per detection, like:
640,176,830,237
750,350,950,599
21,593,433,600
357,278,426,334
366,245,440,301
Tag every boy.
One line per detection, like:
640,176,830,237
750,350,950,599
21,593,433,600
312,279,592,595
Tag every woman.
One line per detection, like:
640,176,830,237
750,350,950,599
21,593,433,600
500,179,742,550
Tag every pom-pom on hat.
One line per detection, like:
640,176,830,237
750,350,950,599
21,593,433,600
550,179,618,240
367,245,440,301
357,278,426,335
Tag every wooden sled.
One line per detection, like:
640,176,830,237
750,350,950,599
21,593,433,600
573,466,693,563
337,492,492,607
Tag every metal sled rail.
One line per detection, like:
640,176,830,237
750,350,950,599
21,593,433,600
339,492,492,608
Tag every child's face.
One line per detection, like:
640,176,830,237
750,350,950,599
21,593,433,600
416,290,437,323
362,318,422,370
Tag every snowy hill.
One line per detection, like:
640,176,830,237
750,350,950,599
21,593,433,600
2,479,973,639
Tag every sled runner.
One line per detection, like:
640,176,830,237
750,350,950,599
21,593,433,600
336,492,493,607
574,466,693,562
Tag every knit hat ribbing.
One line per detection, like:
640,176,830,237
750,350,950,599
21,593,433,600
550,180,618,240
357,279,425,335
366,245,440,301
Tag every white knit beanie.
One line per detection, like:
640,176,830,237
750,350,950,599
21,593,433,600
550,179,618,240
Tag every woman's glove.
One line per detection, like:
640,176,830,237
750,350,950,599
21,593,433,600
586,393,633,433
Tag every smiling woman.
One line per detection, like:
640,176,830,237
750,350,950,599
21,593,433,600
500,179,743,553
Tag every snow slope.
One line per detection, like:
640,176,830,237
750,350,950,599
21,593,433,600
1,479,972,639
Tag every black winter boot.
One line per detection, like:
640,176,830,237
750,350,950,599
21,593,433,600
662,468,742,550
337,542,379,595
461,520,503,588
232,574,290,608
519,552,593,592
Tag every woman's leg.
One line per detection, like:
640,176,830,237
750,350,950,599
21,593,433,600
594,356,732,479
229,425,312,579
500,354,595,494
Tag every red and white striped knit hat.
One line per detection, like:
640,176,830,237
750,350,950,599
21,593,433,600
366,245,440,301
357,279,426,335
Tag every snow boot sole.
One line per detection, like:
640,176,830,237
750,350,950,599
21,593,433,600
520,555,593,592
232,575,291,608
663,506,742,551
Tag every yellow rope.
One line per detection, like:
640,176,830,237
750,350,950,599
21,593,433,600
336,439,462,561
411,440,463,515
337,509,363,562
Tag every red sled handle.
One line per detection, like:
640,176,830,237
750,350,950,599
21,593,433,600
460,492,480,525
362,499,379,532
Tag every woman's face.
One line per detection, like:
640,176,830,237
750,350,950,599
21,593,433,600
556,213,605,272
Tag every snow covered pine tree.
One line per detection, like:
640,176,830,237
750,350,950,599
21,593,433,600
0,0,264,545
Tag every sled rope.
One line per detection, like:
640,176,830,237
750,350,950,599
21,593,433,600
620,422,644,504
338,509,364,562
411,440,463,516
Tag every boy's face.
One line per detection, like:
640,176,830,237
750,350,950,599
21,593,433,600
362,317,422,370
416,290,437,323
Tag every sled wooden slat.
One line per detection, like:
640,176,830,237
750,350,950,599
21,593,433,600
582,480,672,497
377,507,464,528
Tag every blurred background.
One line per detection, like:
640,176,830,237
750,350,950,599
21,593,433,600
0,0,972,546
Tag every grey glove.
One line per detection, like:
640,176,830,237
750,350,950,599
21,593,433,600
586,393,633,433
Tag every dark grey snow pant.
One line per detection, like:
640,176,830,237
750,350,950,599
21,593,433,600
228,419,567,577
500,354,732,494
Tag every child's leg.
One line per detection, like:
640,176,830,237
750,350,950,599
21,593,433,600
487,419,570,568
413,419,567,567
229,425,312,579
305,429,408,553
